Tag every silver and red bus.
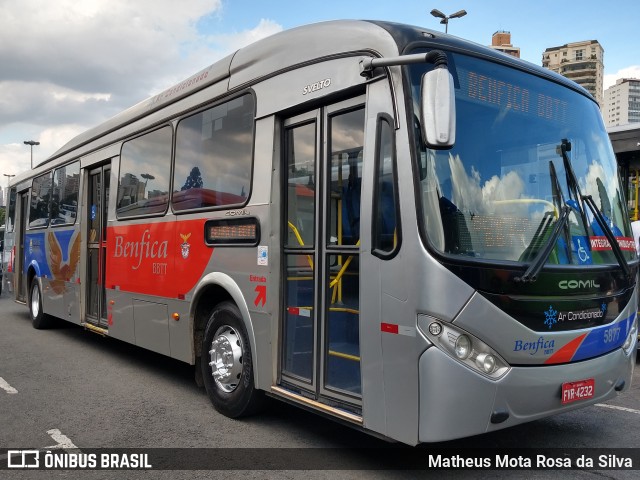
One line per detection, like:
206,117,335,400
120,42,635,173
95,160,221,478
2,20,637,444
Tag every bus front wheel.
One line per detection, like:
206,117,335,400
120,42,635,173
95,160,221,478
201,301,263,418
29,279,52,329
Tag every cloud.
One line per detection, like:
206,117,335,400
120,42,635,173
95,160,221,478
448,154,527,216
604,65,640,90
0,1,220,96
203,18,284,52
0,1,282,177
0,143,28,178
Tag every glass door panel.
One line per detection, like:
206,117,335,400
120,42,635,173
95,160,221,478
86,165,109,326
282,117,318,385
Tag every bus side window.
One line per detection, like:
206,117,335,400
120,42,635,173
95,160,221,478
172,94,254,213
29,172,53,229
372,116,400,256
51,161,80,226
117,126,172,218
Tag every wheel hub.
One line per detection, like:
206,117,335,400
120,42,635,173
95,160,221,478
208,326,243,393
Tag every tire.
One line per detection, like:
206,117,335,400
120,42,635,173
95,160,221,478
29,278,52,329
201,301,264,418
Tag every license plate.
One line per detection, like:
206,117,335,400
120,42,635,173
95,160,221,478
561,378,595,405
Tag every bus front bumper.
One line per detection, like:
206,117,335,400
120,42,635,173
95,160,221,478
418,345,635,443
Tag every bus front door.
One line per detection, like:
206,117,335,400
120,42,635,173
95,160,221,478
85,165,110,328
280,96,365,410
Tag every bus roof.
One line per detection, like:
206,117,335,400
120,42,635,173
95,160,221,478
14,20,589,183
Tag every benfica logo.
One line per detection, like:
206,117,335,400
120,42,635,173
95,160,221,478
180,233,191,259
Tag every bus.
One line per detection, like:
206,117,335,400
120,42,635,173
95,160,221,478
3,20,637,445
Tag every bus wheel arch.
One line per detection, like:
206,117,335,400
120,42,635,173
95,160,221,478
26,260,41,290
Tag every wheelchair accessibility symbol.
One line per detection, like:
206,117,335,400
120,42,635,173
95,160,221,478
572,236,592,265
577,238,589,262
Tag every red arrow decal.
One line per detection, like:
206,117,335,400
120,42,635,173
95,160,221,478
254,285,266,307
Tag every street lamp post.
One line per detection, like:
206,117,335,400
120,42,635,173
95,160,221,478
430,8,467,34
23,140,40,169
141,173,155,189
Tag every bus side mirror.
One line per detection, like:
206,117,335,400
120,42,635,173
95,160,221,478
420,67,456,149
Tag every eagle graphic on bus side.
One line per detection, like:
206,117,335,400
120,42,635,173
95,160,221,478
47,231,81,294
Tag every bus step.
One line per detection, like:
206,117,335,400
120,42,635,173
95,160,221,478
270,385,363,425
83,322,109,336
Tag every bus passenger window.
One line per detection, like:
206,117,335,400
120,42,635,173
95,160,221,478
117,126,172,218
51,161,80,226
6,187,17,232
173,94,255,212
29,172,52,228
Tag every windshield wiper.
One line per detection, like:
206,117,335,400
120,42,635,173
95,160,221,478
559,139,631,280
549,160,573,264
559,139,590,230
583,195,631,279
515,205,571,283
515,159,571,283
516,139,631,283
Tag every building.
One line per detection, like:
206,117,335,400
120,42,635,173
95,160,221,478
489,31,520,58
603,78,640,127
542,40,604,107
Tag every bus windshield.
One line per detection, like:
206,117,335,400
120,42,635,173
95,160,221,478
412,51,634,266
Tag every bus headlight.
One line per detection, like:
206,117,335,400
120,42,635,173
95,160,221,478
475,352,496,374
622,316,638,355
454,335,471,359
418,314,510,380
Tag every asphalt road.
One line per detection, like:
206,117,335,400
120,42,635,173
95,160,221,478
0,292,638,479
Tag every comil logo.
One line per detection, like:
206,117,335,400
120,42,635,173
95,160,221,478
558,279,600,290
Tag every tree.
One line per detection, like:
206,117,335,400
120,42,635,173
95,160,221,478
181,167,204,191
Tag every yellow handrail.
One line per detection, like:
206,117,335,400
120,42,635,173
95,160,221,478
330,239,360,303
329,239,360,289
287,221,313,269
288,219,361,304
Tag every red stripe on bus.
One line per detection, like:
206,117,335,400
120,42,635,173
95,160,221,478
381,323,399,334
544,333,587,365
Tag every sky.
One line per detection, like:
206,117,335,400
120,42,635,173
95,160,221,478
1,0,639,180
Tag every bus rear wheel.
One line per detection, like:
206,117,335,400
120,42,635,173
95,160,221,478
201,301,263,418
29,278,52,329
